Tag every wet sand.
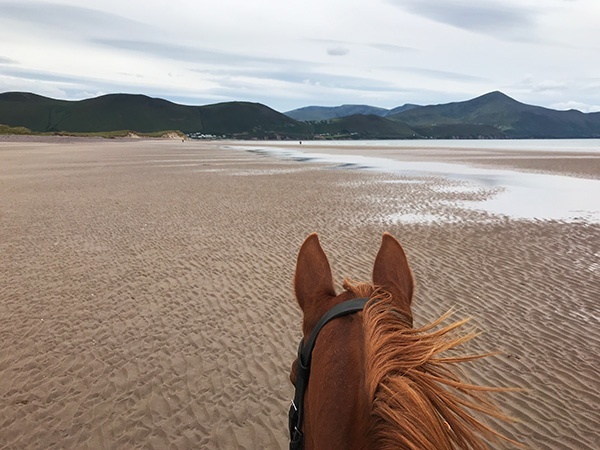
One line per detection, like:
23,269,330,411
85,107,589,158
1,137,598,449
235,140,600,179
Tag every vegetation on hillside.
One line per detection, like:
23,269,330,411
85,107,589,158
0,92,311,138
285,103,421,121
0,123,186,139
389,91,600,138
0,124,33,135
310,114,418,139
1,91,599,140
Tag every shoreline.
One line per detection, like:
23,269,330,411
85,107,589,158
226,139,600,179
223,140,600,223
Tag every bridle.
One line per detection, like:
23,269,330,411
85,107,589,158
288,297,369,450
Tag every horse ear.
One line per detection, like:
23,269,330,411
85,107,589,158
372,233,414,308
294,233,336,312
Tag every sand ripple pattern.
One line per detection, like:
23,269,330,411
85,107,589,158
1,139,598,449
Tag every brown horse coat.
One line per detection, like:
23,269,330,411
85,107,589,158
291,233,517,450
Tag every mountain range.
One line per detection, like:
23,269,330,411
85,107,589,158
1,91,599,139
284,103,420,121
0,92,310,139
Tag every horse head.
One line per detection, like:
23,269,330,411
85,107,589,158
289,233,516,450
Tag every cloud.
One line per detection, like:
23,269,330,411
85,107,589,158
0,67,86,84
387,0,536,39
550,100,600,113
367,43,414,53
93,38,305,68
384,66,489,82
0,56,17,64
1,0,598,112
192,67,399,93
516,76,567,93
1,1,153,37
327,47,350,56
0,65,179,100
311,39,413,54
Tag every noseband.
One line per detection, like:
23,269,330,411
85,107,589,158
289,298,369,450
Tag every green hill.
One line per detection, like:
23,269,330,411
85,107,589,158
2,90,599,139
312,114,419,139
0,92,71,132
285,103,421,121
0,92,311,138
196,101,310,137
412,123,507,139
389,91,600,138
285,104,390,121
385,104,421,116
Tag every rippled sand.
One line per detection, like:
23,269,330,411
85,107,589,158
1,137,598,449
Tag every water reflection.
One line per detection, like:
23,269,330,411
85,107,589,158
228,145,600,223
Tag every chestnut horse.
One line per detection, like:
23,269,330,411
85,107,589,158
289,233,514,450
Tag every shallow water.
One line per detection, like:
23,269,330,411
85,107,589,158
229,144,600,223
285,138,600,153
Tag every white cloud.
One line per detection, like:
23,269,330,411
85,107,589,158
0,74,68,99
550,101,600,113
327,47,350,56
516,76,567,93
386,0,537,38
0,0,599,111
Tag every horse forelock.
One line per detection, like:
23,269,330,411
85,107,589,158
338,284,518,450
342,279,377,299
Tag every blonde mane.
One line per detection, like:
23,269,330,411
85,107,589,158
343,280,517,450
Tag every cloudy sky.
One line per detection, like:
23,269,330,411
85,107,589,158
1,0,599,112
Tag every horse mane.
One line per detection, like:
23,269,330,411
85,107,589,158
342,280,518,450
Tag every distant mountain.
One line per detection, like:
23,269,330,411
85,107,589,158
285,104,390,121
2,90,599,139
312,114,418,139
389,91,600,138
0,92,311,138
386,104,420,116
285,103,422,121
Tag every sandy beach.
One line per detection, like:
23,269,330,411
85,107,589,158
1,137,599,449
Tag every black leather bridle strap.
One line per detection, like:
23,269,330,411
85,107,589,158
300,298,369,368
289,298,369,450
